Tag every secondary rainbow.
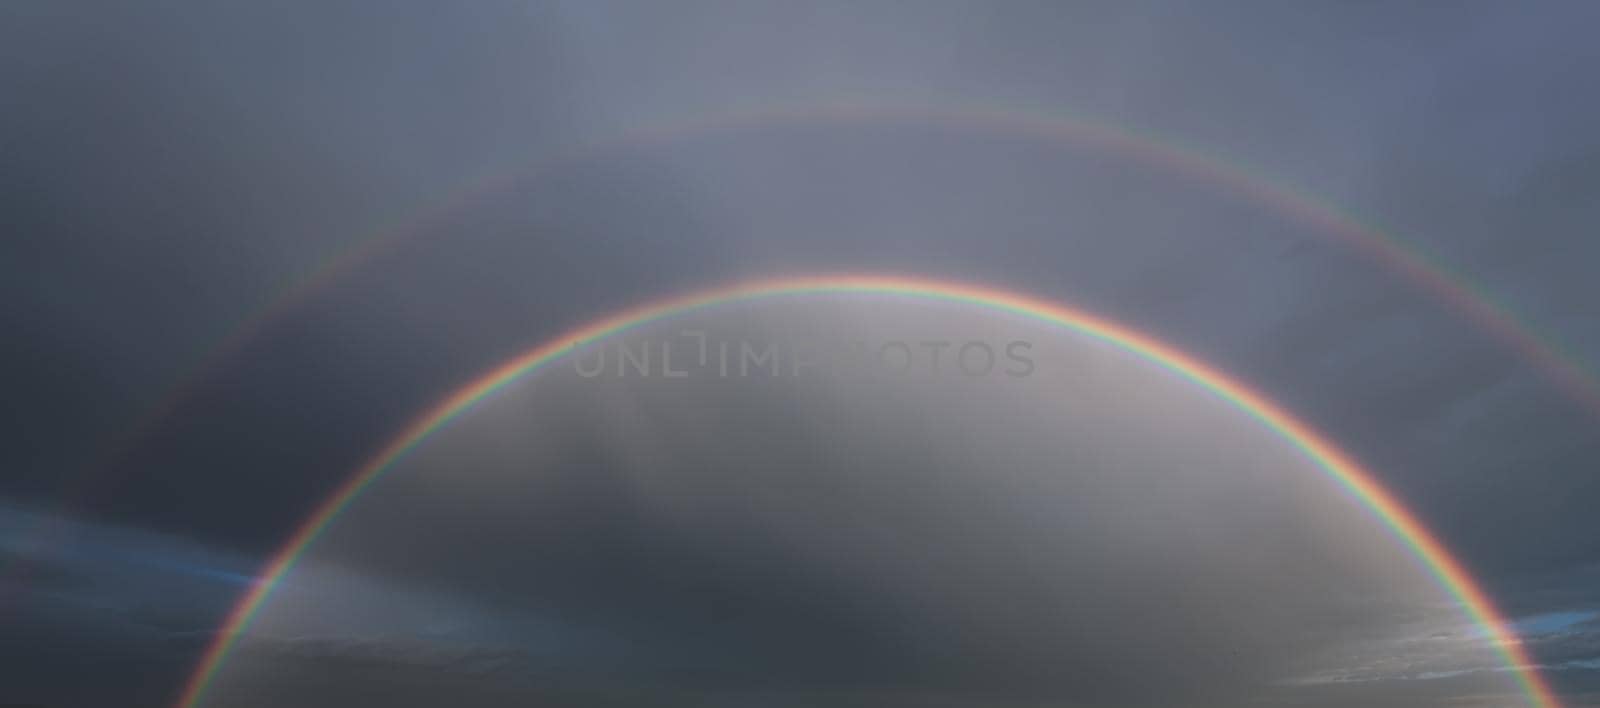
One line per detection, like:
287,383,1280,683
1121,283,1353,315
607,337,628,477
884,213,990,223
176,274,1562,708
111,101,1600,499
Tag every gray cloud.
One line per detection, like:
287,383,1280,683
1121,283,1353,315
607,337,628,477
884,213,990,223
4,1,1597,705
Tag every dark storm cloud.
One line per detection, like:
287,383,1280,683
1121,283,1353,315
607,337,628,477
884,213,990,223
0,0,585,496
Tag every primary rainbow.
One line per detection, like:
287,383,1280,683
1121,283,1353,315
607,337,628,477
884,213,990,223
177,274,1560,708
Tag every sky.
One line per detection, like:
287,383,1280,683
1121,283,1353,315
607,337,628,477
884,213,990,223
2,1,1599,706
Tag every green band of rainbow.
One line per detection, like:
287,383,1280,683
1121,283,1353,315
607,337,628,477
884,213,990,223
176,274,1560,708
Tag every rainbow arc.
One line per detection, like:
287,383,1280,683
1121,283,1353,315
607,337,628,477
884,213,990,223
176,274,1562,708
